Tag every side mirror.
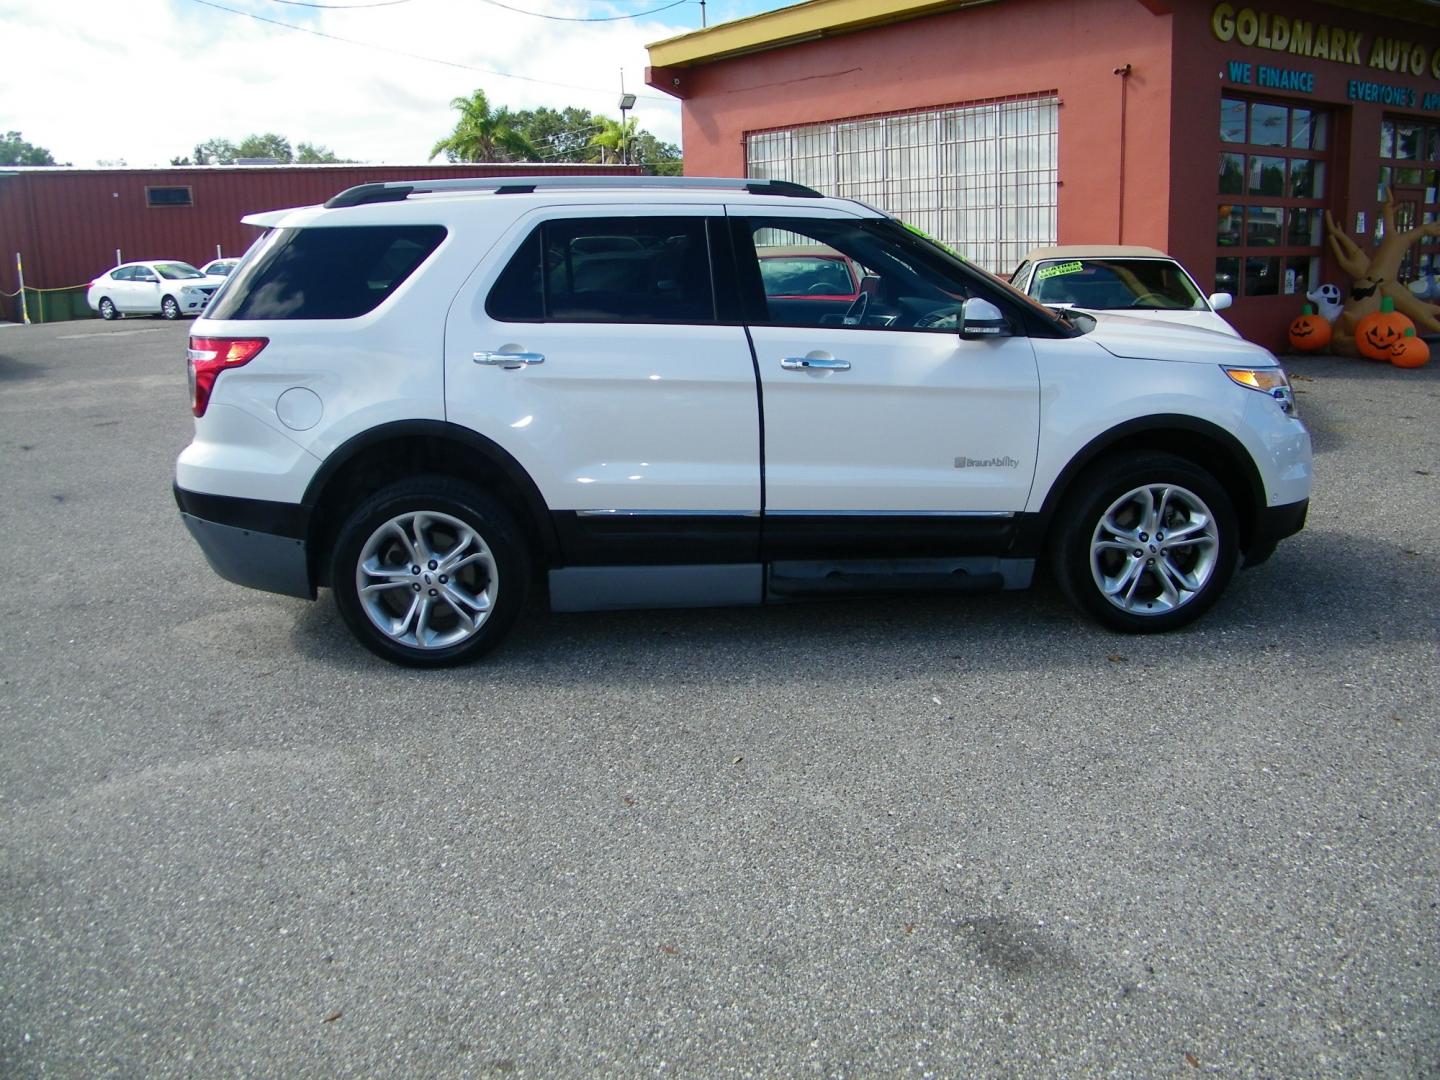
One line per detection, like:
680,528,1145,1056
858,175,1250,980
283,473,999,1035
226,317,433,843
959,297,1011,339
1208,291,1233,311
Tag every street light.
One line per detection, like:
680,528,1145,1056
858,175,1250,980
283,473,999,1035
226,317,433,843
618,93,636,165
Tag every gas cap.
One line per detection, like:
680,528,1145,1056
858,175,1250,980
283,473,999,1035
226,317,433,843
276,387,323,431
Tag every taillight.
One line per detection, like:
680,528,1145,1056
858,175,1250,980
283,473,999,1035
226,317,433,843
188,336,267,417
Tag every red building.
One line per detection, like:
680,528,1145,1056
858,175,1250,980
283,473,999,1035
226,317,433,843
0,163,639,321
647,0,1440,349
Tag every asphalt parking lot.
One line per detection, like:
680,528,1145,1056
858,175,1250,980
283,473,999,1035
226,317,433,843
0,318,1436,1078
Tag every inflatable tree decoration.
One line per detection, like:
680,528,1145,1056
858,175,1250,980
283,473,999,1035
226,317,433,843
1324,187,1440,356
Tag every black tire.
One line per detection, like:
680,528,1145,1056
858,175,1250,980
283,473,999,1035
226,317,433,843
98,298,118,320
1050,452,1239,633
160,296,181,320
329,477,530,667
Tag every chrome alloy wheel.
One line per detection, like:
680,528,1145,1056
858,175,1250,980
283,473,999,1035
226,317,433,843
1089,483,1220,615
355,511,497,649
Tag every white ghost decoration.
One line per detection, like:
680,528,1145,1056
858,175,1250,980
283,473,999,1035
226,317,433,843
1306,283,1343,323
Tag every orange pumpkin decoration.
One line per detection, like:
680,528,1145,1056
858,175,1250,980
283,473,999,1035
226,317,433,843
1354,296,1414,361
1287,304,1331,352
1389,326,1431,368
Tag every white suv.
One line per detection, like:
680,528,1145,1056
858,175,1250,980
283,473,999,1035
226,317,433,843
175,176,1311,666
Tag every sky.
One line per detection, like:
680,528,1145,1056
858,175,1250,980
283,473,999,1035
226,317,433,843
0,0,789,168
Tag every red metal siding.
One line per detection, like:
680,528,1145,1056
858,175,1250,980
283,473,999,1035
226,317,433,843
0,163,640,297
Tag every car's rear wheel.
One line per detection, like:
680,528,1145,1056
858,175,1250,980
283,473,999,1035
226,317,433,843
160,296,180,320
1051,453,1238,633
330,478,529,667
98,298,118,320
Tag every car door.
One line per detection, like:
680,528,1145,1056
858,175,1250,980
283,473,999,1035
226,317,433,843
445,205,762,566
106,266,137,311
130,265,162,313
731,211,1041,558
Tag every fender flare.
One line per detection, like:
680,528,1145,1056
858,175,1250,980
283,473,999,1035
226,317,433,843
1018,413,1265,549
302,419,559,560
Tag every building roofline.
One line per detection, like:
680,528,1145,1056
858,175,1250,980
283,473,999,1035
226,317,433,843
647,0,999,70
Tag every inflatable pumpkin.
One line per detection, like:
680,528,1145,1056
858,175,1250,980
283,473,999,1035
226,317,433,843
1389,326,1431,368
1287,304,1331,352
1355,296,1415,361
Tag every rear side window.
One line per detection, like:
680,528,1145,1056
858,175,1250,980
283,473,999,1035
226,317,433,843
207,225,446,320
486,216,715,324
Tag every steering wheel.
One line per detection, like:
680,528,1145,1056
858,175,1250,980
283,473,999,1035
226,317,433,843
843,290,869,323
915,305,962,329
1128,292,1173,308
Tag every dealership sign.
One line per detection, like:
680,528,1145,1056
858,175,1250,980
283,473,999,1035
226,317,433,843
1211,3,1440,80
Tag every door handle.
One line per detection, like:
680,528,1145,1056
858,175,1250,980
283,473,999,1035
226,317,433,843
474,350,545,369
780,356,850,371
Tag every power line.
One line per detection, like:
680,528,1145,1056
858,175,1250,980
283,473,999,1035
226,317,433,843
183,0,675,100
475,0,688,22
265,0,414,8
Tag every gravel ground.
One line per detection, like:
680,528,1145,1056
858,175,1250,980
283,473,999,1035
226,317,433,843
0,319,1436,1078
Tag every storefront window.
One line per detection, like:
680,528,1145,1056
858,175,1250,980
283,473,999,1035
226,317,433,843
1379,114,1440,283
1215,97,1329,299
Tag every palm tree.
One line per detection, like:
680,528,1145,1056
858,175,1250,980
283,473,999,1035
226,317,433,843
588,117,637,165
430,90,537,163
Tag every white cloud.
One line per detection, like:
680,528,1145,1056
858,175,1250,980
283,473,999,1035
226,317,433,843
0,0,701,167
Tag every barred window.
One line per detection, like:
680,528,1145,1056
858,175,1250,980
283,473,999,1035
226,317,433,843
746,94,1058,273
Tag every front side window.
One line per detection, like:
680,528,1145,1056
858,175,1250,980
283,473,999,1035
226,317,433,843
738,216,1010,332
486,216,715,324
206,225,446,320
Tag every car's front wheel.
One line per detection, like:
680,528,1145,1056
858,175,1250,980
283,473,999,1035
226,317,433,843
160,296,181,320
98,298,118,320
330,478,530,667
1051,453,1238,633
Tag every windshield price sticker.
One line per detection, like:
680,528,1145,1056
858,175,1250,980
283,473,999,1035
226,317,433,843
1036,261,1085,280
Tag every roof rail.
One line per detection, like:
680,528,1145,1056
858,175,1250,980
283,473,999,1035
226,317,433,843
324,175,824,209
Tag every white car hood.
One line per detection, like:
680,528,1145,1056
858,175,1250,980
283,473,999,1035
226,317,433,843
1082,310,1277,365
1090,306,1240,338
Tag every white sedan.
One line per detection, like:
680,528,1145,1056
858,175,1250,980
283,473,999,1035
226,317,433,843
1010,245,1239,337
87,261,223,320
199,258,240,277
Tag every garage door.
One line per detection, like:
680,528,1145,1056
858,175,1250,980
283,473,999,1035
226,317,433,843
746,94,1058,273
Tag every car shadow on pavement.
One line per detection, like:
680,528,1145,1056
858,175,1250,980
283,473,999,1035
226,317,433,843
285,527,1433,683
0,352,44,382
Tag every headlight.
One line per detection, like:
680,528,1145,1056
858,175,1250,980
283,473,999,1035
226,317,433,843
1223,365,1296,415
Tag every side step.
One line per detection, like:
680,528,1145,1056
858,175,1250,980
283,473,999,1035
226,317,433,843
768,557,1033,598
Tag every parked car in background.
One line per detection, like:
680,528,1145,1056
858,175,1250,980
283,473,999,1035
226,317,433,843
199,258,240,277
87,261,223,320
1011,246,1239,337
758,246,865,324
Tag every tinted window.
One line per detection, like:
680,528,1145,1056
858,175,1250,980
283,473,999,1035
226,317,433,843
486,217,715,324
111,266,135,281
740,217,978,332
146,186,193,207
207,225,446,320
155,262,204,280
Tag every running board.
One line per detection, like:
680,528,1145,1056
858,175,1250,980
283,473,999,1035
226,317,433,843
768,557,1034,598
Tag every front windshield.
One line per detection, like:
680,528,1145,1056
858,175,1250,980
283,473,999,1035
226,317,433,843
155,262,204,280
1029,258,1206,311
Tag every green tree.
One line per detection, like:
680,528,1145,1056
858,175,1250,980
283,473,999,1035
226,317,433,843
588,117,637,165
508,106,603,162
631,131,683,176
236,133,293,162
296,141,351,164
0,131,57,166
186,138,239,165
430,90,536,163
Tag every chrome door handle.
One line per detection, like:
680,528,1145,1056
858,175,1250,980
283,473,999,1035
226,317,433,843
474,350,545,368
780,356,850,371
